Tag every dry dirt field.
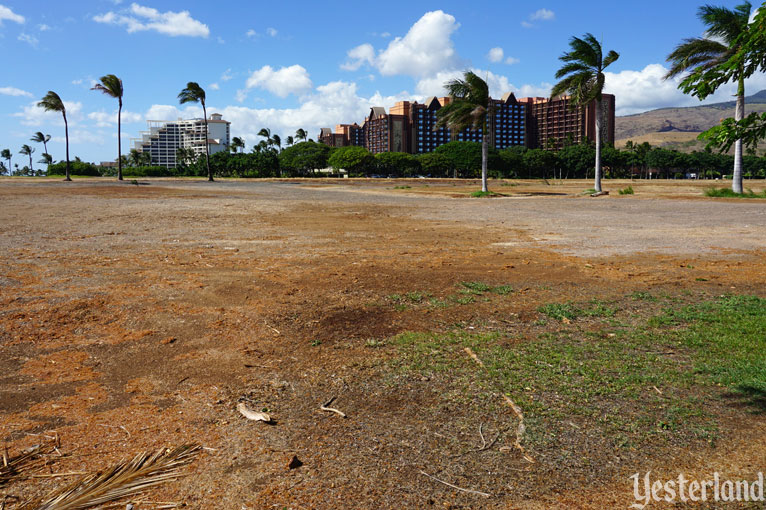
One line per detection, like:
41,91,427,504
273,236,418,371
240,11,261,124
0,178,764,509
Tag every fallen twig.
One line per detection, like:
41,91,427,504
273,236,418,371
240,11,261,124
419,470,491,498
319,397,347,418
463,347,535,463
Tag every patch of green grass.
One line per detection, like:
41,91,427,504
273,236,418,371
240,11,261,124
393,185,411,190
460,281,492,294
651,295,766,404
582,188,597,195
453,295,475,305
618,185,634,195
405,291,426,303
704,187,766,198
310,339,322,347
470,190,497,198
538,299,617,321
389,295,766,453
630,291,658,302
427,297,449,308
491,285,513,295
365,338,387,348
459,281,513,296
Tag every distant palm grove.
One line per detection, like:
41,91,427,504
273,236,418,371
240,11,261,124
2,1,765,192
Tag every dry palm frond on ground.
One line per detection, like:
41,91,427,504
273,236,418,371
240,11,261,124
20,444,200,510
1,443,58,488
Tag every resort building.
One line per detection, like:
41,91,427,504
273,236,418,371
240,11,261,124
317,92,614,154
518,94,615,150
133,114,231,168
318,123,365,148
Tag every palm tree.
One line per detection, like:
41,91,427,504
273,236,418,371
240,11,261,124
92,74,125,181
178,82,213,181
38,152,53,169
20,144,35,173
38,91,71,181
230,136,245,153
295,128,307,143
436,71,492,192
271,134,282,152
551,33,619,193
665,2,752,194
286,135,294,147
1,148,11,174
31,131,51,156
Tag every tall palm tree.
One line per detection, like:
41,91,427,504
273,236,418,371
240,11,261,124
286,135,294,147
1,148,11,174
178,82,213,181
20,144,35,173
295,128,307,143
436,71,492,192
665,2,752,194
551,33,619,193
38,152,53,167
92,74,125,181
38,91,71,181
31,132,51,157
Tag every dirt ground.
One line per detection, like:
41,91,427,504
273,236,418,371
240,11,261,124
0,177,764,509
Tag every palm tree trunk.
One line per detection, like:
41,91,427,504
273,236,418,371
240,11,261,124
594,97,602,192
64,112,71,181
118,99,123,181
202,104,212,181
29,154,33,173
732,75,744,194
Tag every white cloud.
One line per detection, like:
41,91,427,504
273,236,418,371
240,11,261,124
52,129,104,145
266,27,277,37
380,32,391,38
235,89,247,103
18,33,38,47
220,68,233,81
505,57,520,65
487,47,504,63
531,8,555,21
72,79,83,85
209,83,220,90
246,28,256,37
38,23,50,31
377,11,460,77
342,11,461,79
146,104,186,121
0,5,24,24
14,101,83,127
341,43,375,71
93,3,209,38
87,110,143,127
415,68,550,100
245,65,313,98
0,86,32,97
217,36,224,44
522,8,554,28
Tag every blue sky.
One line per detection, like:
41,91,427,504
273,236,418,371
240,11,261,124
1,1,765,165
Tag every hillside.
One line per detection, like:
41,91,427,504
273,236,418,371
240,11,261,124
615,90,766,153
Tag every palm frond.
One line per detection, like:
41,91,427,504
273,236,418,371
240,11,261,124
178,82,205,105
603,49,620,69
38,91,65,113
21,445,201,510
665,37,729,78
91,74,123,99
699,2,752,44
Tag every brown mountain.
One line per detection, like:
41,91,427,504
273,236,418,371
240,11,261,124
615,90,766,152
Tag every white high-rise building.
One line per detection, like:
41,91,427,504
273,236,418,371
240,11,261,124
133,114,231,168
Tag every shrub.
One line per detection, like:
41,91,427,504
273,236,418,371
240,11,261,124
618,185,634,195
47,161,101,176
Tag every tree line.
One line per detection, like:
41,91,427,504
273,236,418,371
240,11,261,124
37,139,766,180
